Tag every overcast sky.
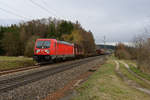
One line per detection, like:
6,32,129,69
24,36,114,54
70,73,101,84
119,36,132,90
0,0,150,43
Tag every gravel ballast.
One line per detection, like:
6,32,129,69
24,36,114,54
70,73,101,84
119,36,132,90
0,56,106,100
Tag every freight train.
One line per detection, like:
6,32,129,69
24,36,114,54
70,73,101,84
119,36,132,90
96,49,105,55
33,39,84,62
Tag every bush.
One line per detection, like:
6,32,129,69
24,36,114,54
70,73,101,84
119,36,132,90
115,43,131,59
115,49,131,59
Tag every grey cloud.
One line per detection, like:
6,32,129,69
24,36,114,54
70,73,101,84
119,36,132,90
0,0,150,43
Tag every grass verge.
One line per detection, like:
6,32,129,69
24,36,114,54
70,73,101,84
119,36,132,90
0,56,35,70
119,62,150,89
129,64,150,81
122,60,150,82
72,57,150,100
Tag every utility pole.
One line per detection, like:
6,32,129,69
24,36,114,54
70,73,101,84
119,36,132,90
103,35,106,50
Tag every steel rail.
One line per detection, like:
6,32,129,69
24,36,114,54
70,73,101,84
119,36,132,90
0,56,104,93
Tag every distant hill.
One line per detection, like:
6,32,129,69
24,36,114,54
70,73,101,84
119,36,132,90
96,44,116,50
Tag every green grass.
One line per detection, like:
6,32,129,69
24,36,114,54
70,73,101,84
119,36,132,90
122,59,150,82
72,58,150,100
130,66,150,81
119,62,150,89
0,56,35,70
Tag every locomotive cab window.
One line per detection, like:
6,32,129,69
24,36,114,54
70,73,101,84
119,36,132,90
36,40,51,48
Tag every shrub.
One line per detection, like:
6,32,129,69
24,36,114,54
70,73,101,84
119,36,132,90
115,43,131,59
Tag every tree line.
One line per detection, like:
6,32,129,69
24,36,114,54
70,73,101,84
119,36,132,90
0,18,96,57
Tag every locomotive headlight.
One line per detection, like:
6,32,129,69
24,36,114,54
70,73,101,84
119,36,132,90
45,49,50,53
36,49,40,53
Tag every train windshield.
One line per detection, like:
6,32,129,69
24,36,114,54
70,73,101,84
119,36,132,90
36,40,51,48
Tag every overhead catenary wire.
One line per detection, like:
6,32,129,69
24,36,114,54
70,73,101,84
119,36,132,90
29,0,58,18
0,1,31,20
41,0,67,20
41,0,59,15
0,7,30,20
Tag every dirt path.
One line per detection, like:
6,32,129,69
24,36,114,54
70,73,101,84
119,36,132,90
114,60,128,81
114,60,150,95
114,60,119,71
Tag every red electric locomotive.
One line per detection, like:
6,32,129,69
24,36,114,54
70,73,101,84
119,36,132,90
33,39,83,62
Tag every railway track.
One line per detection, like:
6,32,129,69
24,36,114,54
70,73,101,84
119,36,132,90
0,58,81,76
0,56,103,93
0,66,40,76
0,57,91,76
0,60,63,76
